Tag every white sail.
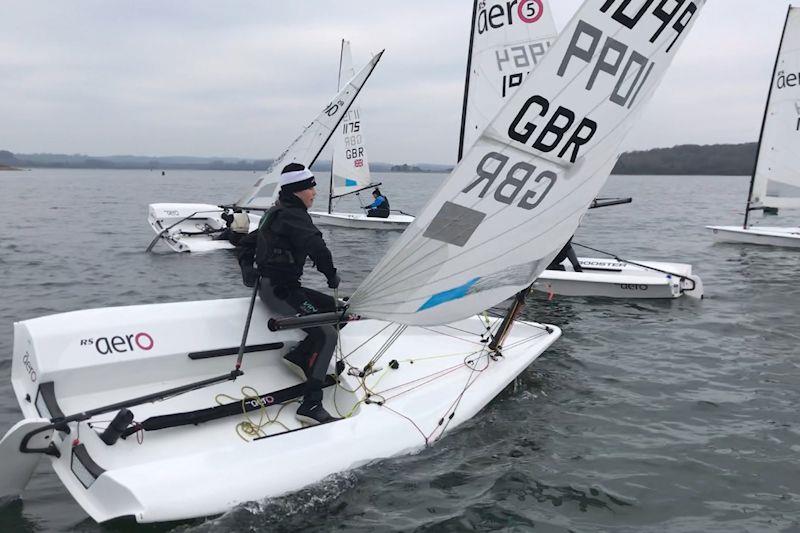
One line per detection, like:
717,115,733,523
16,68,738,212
750,7,800,211
349,0,705,325
235,50,384,209
458,0,559,159
331,40,373,198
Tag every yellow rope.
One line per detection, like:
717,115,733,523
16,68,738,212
215,385,296,442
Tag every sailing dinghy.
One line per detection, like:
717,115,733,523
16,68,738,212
1,0,703,523
309,40,414,230
456,0,702,299
146,51,385,253
533,256,702,299
707,6,800,248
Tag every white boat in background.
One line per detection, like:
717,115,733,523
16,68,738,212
146,50,385,253
455,0,702,300
147,203,260,253
533,257,703,299
309,40,414,230
1,0,704,523
708,6,800,248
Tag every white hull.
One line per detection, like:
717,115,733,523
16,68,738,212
147,203,260,253
707,225,800,249
533,257,703,299
4,298,558,523
309,211,414,230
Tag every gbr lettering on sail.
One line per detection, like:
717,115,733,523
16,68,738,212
463,0,699,210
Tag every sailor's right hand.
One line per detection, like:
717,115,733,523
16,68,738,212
327,272,341,289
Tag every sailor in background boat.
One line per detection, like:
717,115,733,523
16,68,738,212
238,163,341,425
219,208,250,246
364,188,390,218
546,237,583,273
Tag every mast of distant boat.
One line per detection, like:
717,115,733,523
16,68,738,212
744,6,791,229
456,0,479,162
329,39,346,215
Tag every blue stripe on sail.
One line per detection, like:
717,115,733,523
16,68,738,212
345,179,358,187
417,278,480,312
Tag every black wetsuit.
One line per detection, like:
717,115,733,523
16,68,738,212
547,237,583,272
238,191,339,403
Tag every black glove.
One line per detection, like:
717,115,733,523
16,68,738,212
240,261,259,288
327,272,341,289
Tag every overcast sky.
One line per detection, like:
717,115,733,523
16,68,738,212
0,1,793,164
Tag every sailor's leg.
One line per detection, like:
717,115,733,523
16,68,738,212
260,281,316,379
565,244,583,272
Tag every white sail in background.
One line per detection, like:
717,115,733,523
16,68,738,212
235,50,384,209
332,40,373,197
349,0,705,325
459,0,559,159
750,7,800,211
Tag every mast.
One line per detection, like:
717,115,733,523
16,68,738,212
329,39,346,215
456,0,479,162
744,6,792,229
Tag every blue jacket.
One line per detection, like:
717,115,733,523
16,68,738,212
367,195,387,209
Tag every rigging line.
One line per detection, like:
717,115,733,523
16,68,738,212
378,403,430,447
371,347,490,401
365,324,407,370
418,326,496,348
499,332,551,352
570,242,694,282
354,27,674,299
376,362,473,401
338,323,397,370
429,350,492,442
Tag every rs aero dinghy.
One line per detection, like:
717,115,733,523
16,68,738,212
707,6,800,248
309,40,414,230
456,0,703,299
146,51,385,253
0,0,703,523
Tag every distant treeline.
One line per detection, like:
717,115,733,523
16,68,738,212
0,150,451,174
612,143,757,175
1,143,758,175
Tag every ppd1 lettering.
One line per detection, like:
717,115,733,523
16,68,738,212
463,152,557,210
558,20,655,110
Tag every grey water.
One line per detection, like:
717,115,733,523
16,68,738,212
1,169,799,532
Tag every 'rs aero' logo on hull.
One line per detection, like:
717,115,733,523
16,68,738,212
80,332,155,355
22,351,37,382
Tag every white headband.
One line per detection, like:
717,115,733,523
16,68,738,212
279,168,314,186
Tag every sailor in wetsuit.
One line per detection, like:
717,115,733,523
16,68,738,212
364,188,390,218
219,208,250,246
547,237,583,272
238,163,341,425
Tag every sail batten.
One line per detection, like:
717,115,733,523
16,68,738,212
749,7,800,216
235,50,383,209
349,0,705,326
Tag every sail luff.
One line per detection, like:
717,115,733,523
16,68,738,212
745,6,793,228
